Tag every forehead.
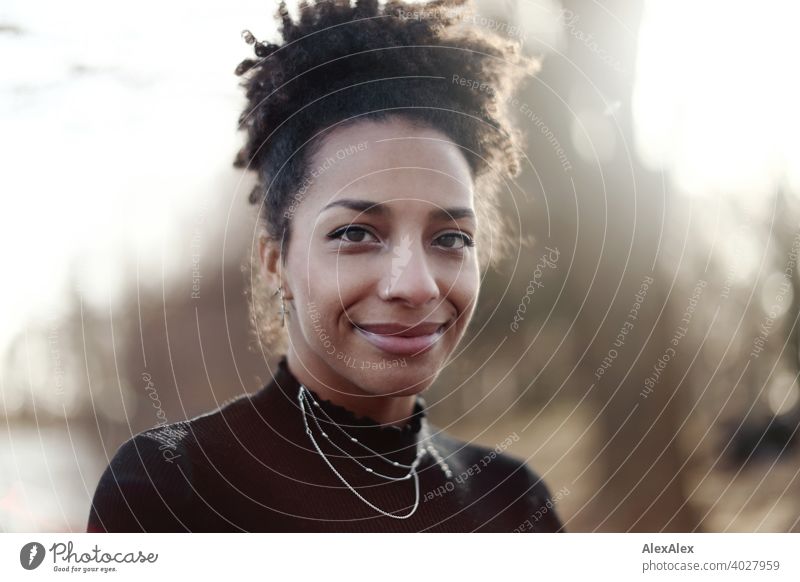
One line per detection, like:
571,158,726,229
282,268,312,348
301,117,475,212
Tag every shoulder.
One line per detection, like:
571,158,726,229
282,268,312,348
87,392,258,532
506,459,567,532
429,428,567,532
86,424,195,532
87,394,268,532
428,428,529,481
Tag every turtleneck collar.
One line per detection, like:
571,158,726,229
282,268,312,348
269,354,427,461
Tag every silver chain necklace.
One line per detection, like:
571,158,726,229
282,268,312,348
302,388,425,481
297,384,451,520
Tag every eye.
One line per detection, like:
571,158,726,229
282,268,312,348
327,225,378,244
436,231,475,250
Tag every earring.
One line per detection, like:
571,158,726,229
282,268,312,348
273,286,287,327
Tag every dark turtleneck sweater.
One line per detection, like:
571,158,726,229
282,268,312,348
87,356,564,532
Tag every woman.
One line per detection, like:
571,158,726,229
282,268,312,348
87,0,564,532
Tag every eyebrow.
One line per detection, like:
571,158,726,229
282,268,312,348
321,198,476,222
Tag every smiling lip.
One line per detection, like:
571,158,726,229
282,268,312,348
353,322,447,356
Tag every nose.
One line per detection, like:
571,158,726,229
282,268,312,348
381,236,440,306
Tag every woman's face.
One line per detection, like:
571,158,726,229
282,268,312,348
264,117,480,399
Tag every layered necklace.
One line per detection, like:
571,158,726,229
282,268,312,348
297,384,452,520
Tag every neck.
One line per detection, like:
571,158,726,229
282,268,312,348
286,351,417,428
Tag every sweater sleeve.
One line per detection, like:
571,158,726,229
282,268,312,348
86,431,195,532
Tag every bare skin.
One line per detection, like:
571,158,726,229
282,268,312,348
259,117,480,427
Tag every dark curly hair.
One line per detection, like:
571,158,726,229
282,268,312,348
236,0,538,348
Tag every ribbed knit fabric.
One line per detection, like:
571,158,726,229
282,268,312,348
87,355,564,532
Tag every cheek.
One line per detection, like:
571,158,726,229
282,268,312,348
449,262,480,316
460,253,481,290
292,247,366,322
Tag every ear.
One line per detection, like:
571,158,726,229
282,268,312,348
258,233,293,299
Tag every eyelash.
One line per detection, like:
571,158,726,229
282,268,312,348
327,225,476,249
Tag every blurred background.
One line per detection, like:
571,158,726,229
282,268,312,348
2,0,800,532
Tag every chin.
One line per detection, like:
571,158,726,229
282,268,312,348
358,355,446,397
